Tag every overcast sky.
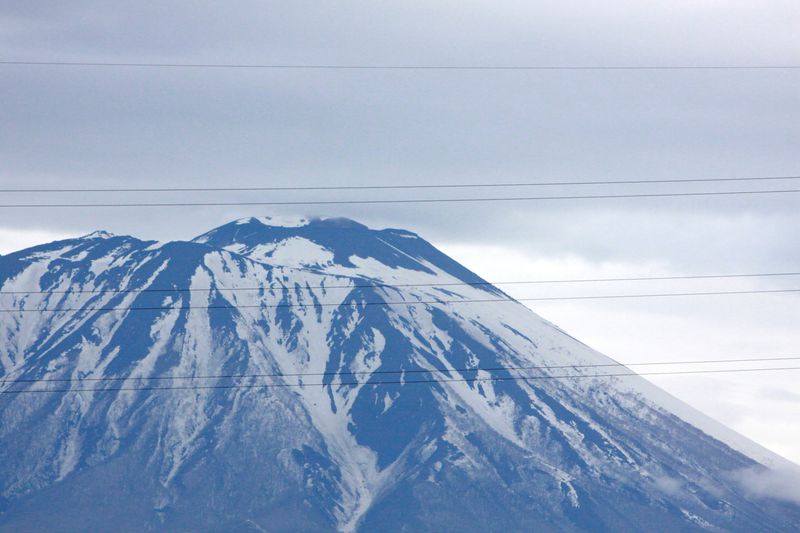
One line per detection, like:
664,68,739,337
1,1,799,464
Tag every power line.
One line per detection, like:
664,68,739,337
2,60,799,71
3,356,798,385
2,288,798,314
3,366,799,395
3,271,799,296
2,176,798,194
1,189,799,209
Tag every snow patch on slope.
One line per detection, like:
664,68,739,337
257,237,334,267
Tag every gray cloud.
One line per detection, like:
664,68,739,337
1,2,798,271
2,0,798,277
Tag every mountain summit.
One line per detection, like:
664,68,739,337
0,217,798,532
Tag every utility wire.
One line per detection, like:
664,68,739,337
1,189,799,208
2,61,799,71
2,176,799,194
2,271,798,296
2,288,798,314
3,366,799,395
3,356,799,385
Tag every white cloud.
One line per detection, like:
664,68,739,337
0,227,76,255
729,466,800,504
652,475,685,497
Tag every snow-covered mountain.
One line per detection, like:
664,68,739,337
0,216,798,532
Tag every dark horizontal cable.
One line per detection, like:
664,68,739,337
1,189,799,208
1,175,798,193
2,288,798,314
1,61,799,70
3,271,799,296
3,356,798,385
2,366,799,395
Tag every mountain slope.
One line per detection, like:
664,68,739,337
0,217,798,532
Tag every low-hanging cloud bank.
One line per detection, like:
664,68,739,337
729,466,800,504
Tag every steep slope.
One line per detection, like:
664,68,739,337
0,217,798,532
